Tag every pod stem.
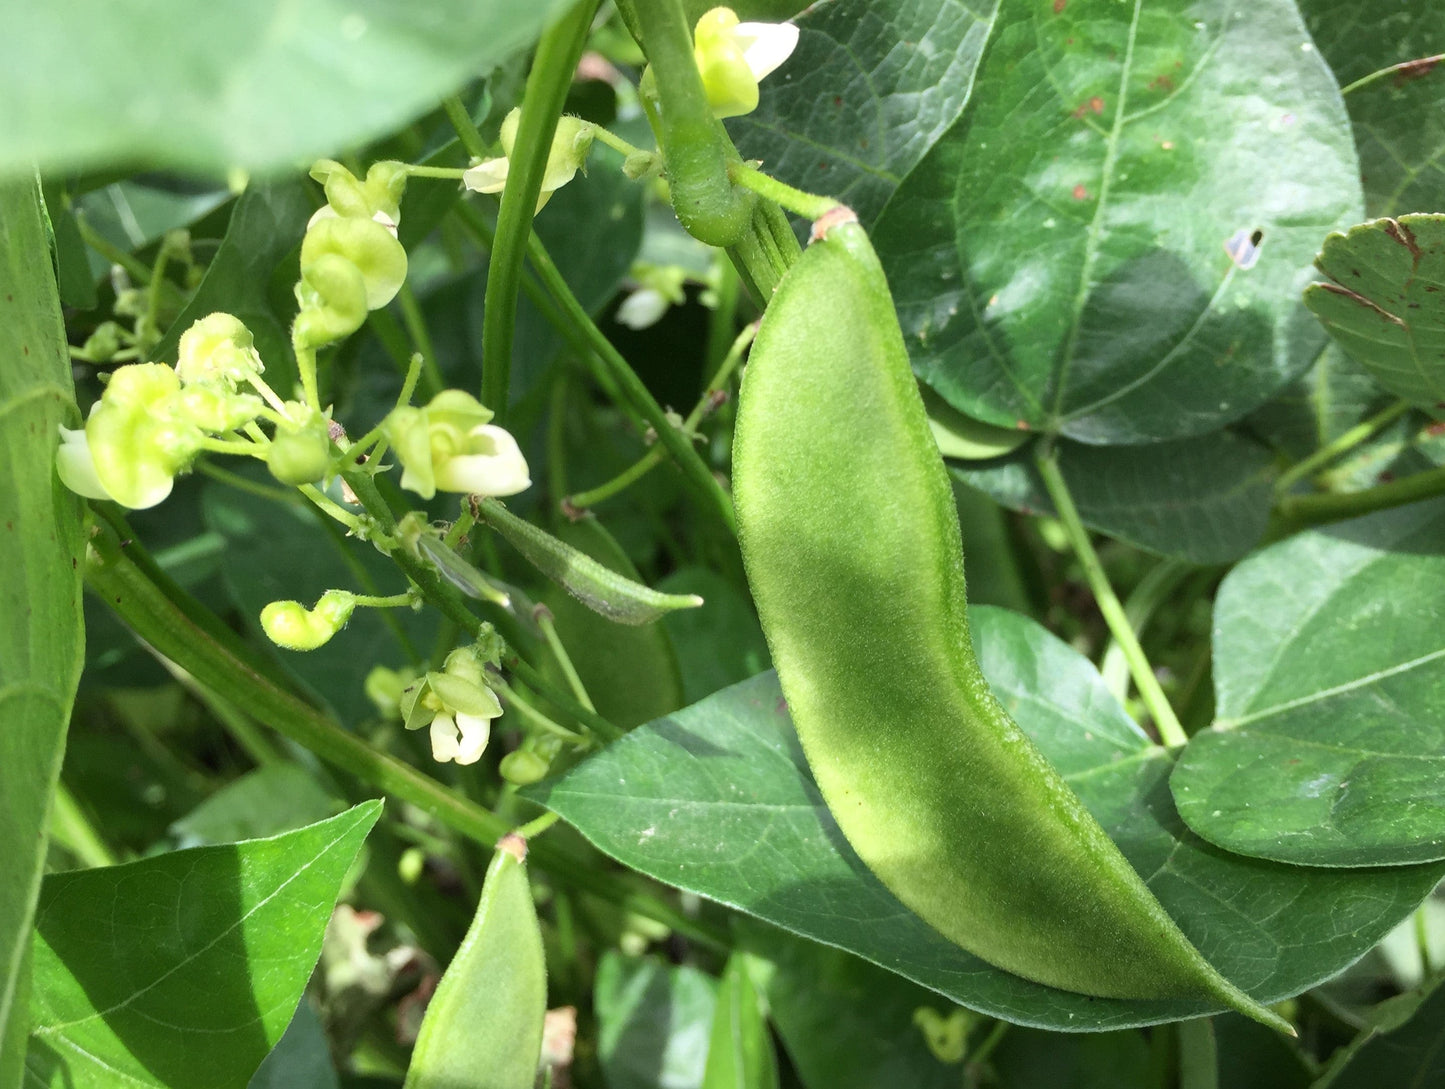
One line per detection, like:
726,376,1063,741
729,163,841,221
480,0,600,419
1274,397,1411,494
1035,445,1187,748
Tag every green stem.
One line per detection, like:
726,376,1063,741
588,124,650,159
153,652,285,767
1099,558,1191,703
480,0,601,417
516,811,562,840
49,782,119,869
403,165,469,180
396,285,445,398
966,1020,1009,1070
1036,446,1187,747
298,483,370,537
526,233,738,533
490,675,588,744
85,515,720,947
1417,905,1436,976
1177,1019,1218,1089
1275,463,1445,531
441,95,489,159
729,164,840,220
1275,399,1412,494
567,320,754,510
536,607,596,711
1341,54,1445,96
75,217,151,284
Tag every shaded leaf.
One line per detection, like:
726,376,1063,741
874,0,1362,443
248,1000,340,1089
1305,214,1445,410
1245,344,1392,463
657,568,770,704
0,0,575,176
1214,1014,1312,1089
701,954,778,1089
170,764,344,848
988,1026,1152,1088
951,431,1275,563
0,177,86,1082
594,952,717,1089
26,803,381,1089
729,0,1000,226
1313,974,1445,1089
1172,499,1445,866
534,608,1445,1031
1301,0,1445,217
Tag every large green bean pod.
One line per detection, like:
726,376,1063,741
732,216,1284,1029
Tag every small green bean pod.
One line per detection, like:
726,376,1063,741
732,215,1286,1031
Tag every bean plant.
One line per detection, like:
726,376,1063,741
5,0,1445,1086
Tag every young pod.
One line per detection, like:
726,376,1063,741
732,215,1286,1031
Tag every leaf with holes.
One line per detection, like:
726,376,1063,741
729,0,1000,226
873,0,1361,443
1172,499,1445,867
532,608,1445,1031
1304,214,1445,411
25,803,380,1089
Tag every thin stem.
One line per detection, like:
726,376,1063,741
1177,1019,1218,1089
490,675,589,744
1341,54,1445,96
536,607,596,711
480,0,601,418
49,782,119,869
199,436,266,458
396,286,444,398
195,460,301,503
293,340,322,413
526,233,738,533
75,217,151,284
441,94,490,159
967,1020,1010,1070
403,165,469,180
351,591,416,609
298,483,370,536
1099,558,1191,703
567,321,754,510
154,651,286,767
588,124,650,159
516,811,562,840
1275,399,1412,494
85,515,721,948
1417,905,1436,975
729,163,841,221
1275,463,1445,531
1036,446,1187,747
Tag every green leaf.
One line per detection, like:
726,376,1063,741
170,764,344,848
729,0,1000,226
874,0,1362,443
0,0,576,176
657,568,770,704
1304,214,1445,411
25,803,381,1089
405,840,546,1089
594,952,718,1089
702,954,778,1089
152,182,313,393
1172,499,1445,866
203,484,435,726
951,431,1275,563
1300,0,1445,217
247,1001,339,1089
533,608,1445,1031
1313,974,1445,1089
739,924,960,1089
0,176,85,1082
1246,345,1392,463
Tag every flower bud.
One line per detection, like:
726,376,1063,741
260,590,356,651
383,389,530,500
174,386,264,433
364,665,412,719
499,749,551,786
309,159,408,228
693,7,799,119
176,313,264,388
300,215,408,311
267,412,332,485
463,109,594,214
293,253,370,350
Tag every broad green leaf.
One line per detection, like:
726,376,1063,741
25,803,381,1089
203,484,435,726
1300,0,1445,217
657,568,770,704
170,764,344,848
533,608,1445,1031
729,0,1000,226
538,519,684,729
702,955,778,1089
248,1000,339,1089
951,430,1275,563
1172,499,1445,866
405,841,545,1089
1304,214,1445,410
1313,974,1445,1089
0,0,575,176
152,182,313,393
594,952,718,1089
874,0,1362,443
739,924,960,1089
0,176,86,1082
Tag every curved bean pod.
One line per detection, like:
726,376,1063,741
732,215,1286,1031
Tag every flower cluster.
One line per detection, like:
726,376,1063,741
294,161,409,352
56,313,267,509
400,648,504,766
382,389,530,501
